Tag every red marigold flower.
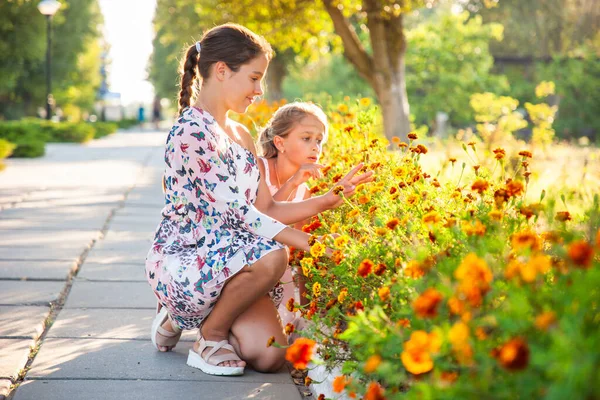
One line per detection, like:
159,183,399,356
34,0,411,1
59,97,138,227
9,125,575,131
518,150,533,158
285,338,316,370
568,240,594,268
556,211,572,222
357,259,374,277
408,132,418,140
285,323,295,335
413,288,443,318
374,263,387,276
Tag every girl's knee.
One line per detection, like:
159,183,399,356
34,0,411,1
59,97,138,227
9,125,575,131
251,347,286,373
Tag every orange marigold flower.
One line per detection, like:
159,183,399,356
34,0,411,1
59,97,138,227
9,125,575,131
448,296,465,315
493,148,506,160
423,210,442,224
408,132,418,140
518,150,533,158
285,338,316,370
492,337,530,371
401,330,440,375
333,185,345,195
368,205,378,214
364,382,385,400
471,179,490,194
397,318,411,328
364,354,382,373
475,327,488,340
332,375,349,393
266,336,275,347
567,240,594,268
556,211,572,222
413,288,443,318
378,286,391,302
391,136,401,144
405,260,426,279
304,376,313,386
375,227,388,236
357,259,374,277
440,371,459,383
449,157,457,164
332,250,344,265
511,230,541,251
317,394,325,400
325,298,338,310
462,220,486,236
535,311,557,331
505,180,525,197
358,195,371,204
488,210,503,221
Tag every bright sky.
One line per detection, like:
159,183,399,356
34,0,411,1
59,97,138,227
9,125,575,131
98,0,156,106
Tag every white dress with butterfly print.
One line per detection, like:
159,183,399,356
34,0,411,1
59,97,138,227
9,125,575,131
145,106,286,330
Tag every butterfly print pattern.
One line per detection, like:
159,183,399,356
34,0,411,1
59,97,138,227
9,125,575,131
145,107,286,330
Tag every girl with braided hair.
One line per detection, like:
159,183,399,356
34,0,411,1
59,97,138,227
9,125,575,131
145,23,373,376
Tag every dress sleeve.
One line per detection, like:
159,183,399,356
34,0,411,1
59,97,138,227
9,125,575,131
171,119,287,240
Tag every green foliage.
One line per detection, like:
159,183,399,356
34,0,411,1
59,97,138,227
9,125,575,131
406,11,508,126
115,118,139,130
0,0,103,120
41,121,95,143
91,122,118,138
0,121,47,158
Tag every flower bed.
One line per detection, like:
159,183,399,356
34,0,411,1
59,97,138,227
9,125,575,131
245,96,599,399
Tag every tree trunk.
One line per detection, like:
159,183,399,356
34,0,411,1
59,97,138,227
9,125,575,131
374,53,411,142
266,54,286,101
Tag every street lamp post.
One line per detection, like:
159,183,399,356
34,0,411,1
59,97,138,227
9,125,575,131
37,0,61,121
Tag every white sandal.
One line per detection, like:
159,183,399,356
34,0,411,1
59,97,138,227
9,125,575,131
151,304,182,351
187,336,245,376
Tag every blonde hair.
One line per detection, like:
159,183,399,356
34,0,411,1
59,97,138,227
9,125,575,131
258,102,329,159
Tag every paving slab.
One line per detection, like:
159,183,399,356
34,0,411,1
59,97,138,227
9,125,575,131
0,306,50,339
0,229,100,248
45,308,195,342
0,260,75,280
77,261,145,281
0,339,34,379
13,379,302,400
0,281,64,306
27,338,293,384
83,249,148,266
0,246,87,262
64,281,155,309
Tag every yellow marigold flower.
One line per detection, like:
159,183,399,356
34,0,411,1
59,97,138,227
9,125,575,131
488,210,503,221
449,322,470,346
393,167,406,177
312,282,321,297
330,223,340,233
338,104,349,113
375,227,388,236
359,97,371,107
266,336,275,347
378,286,391,302
423,210,442,224
337,288,348,303
407,194,419,205
462,220,486,236
300,257,314,276
333,235,349,248
404,260,425,279
363,354,382,373
535,311,556,330
310,242,326,258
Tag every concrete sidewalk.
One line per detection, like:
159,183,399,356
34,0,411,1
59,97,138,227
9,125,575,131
0,129,303,400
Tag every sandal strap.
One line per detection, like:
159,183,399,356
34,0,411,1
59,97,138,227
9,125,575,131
198,337,241,365
157,325,179,338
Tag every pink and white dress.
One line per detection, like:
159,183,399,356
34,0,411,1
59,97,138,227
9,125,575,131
259,157,309,326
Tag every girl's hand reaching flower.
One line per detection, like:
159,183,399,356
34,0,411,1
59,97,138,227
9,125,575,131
324,163,375,208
